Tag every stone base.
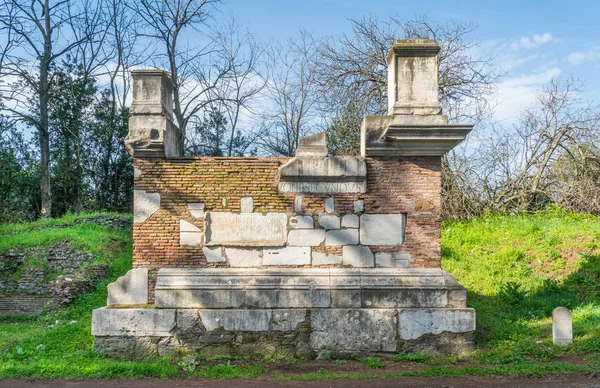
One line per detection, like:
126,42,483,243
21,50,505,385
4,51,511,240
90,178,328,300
93,268,475,360
154,268,468,309
92,307,475,360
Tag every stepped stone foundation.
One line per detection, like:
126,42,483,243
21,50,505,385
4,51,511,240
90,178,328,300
92,39,476,359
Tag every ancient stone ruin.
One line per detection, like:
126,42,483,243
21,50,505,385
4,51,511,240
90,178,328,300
92,39,476,359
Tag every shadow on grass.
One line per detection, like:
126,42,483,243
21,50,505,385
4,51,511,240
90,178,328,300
466,251,600,356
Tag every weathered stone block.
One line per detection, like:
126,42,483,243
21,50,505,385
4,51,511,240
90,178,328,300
179,309,306,333
295,132,328,157
387,40,441,115
270,310,307,331
326,229,359,246
155,289,246,309
278,156,367,194
92,308,175,336
289,215,314,229
360,214,406,245
276,289,331,308
396,331,474,355
263,247,311,265
325,197,335,213
203,246,225,263
205,212,287,246
330,290,361,308
158,337,189,358
310,309,397,352
294,196,303,213
133,190,160,223
398,308,475,340
180,220,201,232
180,232,202,246
395,252,411,268
180,220,202,246
447,289,467,307
94,336,158,360
107,268,148,306
240,197,254,213
200,310,270,331
288,229,325,246
176,309,205,333
362,289,447,308
226,248,261,267
312,252,342,266
343,245,374,267
188,203,205,218
245,289,277,308
353,200,364,213
342,214,359,228
375,252,395,268
318,215,340,230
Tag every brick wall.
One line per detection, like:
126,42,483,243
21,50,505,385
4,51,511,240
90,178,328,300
133,156,441,272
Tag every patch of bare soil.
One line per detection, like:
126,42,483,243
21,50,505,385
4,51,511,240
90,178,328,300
1,373,599,388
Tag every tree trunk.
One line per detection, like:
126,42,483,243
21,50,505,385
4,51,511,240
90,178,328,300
39,99,51,218
39,47,52,218
37,0,53,218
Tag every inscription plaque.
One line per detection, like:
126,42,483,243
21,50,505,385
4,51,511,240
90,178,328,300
278,181,366,194
205,212,287,246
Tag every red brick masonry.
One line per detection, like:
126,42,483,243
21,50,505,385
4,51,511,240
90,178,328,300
133,156,441,274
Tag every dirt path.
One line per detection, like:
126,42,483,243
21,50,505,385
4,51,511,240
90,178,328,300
2,373,599,388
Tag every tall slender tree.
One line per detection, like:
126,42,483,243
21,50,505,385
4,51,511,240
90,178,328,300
0,0,91,217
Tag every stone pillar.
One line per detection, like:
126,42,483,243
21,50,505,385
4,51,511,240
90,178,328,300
125,69,182,158
361,39,472,157
387,39,442,115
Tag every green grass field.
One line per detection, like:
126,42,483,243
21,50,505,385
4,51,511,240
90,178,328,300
0,210,598,379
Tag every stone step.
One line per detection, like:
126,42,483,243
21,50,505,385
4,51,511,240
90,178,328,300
154,268,467,309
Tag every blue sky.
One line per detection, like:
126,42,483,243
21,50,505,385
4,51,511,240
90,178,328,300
219,0,600,123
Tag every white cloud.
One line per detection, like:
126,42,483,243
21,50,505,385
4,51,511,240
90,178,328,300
494,67,561,122
567,48,600,65
498,54,540,72
510,32,553,51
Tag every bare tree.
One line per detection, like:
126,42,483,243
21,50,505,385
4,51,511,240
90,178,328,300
133,0,228,146
259,31,320,156
91,0,143,210
0,0,91,218
186,17,265,156
446,77,600,217
317,15,498,122
314,15,499,157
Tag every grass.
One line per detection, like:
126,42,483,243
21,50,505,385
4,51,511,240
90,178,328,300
0,209,599,380
442,208,600,361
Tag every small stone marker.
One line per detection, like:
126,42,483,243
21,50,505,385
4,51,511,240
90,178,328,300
552,307,572,346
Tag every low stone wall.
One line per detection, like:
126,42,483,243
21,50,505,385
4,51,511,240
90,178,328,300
93,307,475,360
0,294,55,315
0,241,109,314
